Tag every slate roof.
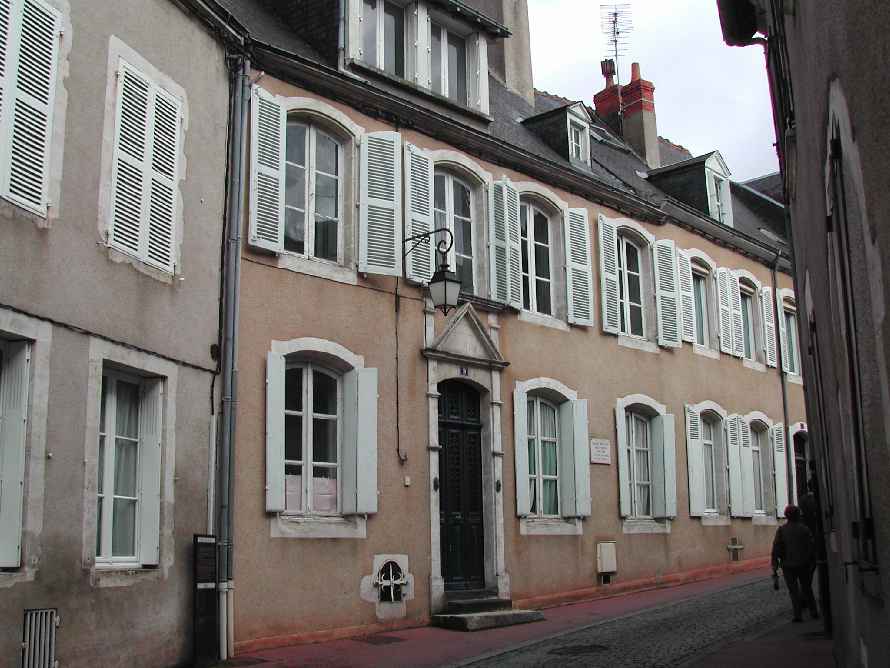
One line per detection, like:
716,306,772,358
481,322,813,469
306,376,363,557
743,172,784,204
658,137,693,167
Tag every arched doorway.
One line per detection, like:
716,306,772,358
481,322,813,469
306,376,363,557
437,380,485,591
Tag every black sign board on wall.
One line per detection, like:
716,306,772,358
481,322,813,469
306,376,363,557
193,534,218,666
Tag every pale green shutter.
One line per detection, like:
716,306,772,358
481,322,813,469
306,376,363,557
615,404,630,517
265,351,285,512
572,400,591,517
685,405,705,517
565,208,594,326
651,413,676,518
489,179,521,308
359,131,403,276
654,239,681,347
473,33,489,114
354,368,378,514
716,268,734,354
558,398,590,518
404,143,435,283
138,379,162,566
598,215,620,334
738,417,755,517
761,287,777,367
730,274,745,358
0,341,30,567
726,414,744,517
248,86,285,252
513,387,530,517
677,250,696,343
777,292,790,372
772,423,788,517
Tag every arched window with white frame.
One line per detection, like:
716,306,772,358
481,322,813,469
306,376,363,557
519,200,554,316
617,236,645,338
434,170,475,293
525,395,560,516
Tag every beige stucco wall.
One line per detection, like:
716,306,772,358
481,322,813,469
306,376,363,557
233,74,806,646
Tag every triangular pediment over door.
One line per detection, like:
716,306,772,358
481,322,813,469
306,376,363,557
423,303,508,370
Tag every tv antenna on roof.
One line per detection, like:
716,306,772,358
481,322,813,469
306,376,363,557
600,3,633,135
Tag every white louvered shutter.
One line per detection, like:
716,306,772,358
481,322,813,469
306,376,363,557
565,208,594,326
772,423,788,518
347,0,362,60
726,415,743,517
615,404,630,517
513,387,530,516
342,367,378,515
652,413,677,518
360,131,403,276
474,33,489,115
776,292,790,372
248,86,285,252
109,61,183,272
0,341,30,567
558,399,591,518
265,351,285,512
730,274,745,358
685,405,705,517
738,417,755,517
598,215,620,334
716,268,734,354
489,179,521,307
137,379,162,566
0,0,60,216
677,249,696,343
761,287,777,367
654,239,681,347
404,143,434,283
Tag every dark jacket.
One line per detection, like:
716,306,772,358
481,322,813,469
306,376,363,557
772,520,815,570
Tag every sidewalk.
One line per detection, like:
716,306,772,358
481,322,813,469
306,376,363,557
219,568,835,667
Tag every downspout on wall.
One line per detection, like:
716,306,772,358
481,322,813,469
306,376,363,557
218,51,250,662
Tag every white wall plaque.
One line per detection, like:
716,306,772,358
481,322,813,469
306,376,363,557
590,438,611,465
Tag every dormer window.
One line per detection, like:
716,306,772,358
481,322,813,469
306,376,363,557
569,123,585,161
711,174,729,224
431,22,468,105
362,0,405,78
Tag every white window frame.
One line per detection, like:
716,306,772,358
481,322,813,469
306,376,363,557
361,0,408,78
429,20,470,106
751,423,766,513
692,268,711,348
433,170,475,294
283,362,343,516
519,201,554,317
565,106,590,166
740,287,757,361
617,235,646,339
95,369,143,566
569,123,584,161
701,417,718,513
712,174,728,224
283,119,344,265
526,396,560,518
783,302,801,375
626,411,652,519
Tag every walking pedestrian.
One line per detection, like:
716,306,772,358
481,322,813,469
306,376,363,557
771,504,819,622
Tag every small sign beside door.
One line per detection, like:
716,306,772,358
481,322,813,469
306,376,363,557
590,439,611,465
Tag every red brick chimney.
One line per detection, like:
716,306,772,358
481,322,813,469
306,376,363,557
594,61,661,168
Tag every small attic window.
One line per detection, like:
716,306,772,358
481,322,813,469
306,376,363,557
570,122,585,160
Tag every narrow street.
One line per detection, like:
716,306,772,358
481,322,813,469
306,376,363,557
225,569,833,667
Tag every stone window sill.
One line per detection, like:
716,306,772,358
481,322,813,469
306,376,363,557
278,254,357,286
787,373,803,386
519,517,583,536
743,358,767,372
518,310,569,331
700,514,731,526
752,514,778,526
0,568,37,588
693,344,720,360
90,564,160,588
618,335,659,354
272,513,367,539
622,518,671,534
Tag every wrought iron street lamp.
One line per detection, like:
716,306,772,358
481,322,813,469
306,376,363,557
404,228,462,315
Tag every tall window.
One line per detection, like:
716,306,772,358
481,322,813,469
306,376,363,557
284,364,341,514
712,174,727,224
693,271,710,346
784,307,800,374
96,372,141,562
526,396,559,516
702,417,717,512
741,289,756,360
434,172,474,293
617,237,644,337
362,0,405,77
284,120,341,262
569,123,584,160
520,202,553,315
752,425,766,512
431,22,468,105
625,411,651,517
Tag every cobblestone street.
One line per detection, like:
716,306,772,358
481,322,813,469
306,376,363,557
462,578,792,667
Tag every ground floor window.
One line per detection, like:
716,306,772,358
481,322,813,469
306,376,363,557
526,396,559,516
626,411,652,517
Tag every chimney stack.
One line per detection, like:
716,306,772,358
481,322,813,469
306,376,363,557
593,61,661,169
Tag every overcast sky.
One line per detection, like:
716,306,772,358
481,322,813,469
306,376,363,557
527,0,779,181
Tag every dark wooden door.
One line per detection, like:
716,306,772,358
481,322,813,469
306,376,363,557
438,381,485,591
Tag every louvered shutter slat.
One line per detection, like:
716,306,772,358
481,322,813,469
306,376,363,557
716,268,734,354
504,181,522,307
654,239,681,347
248,86,285,252
265,351,285,512
730,274,745,358
685,405,705,517
146,89,180,271
761,287,777,367
739,417,755,517
404,143,434,283
772,423,788,517
615,404,631,517
360,131,402,276
3,0,59,215
513,388,530,516
138,380,162,566
0,341,30,568
677,250,696,343
598,215,620,334
489,179,521,307
565,207,594,326
776,292,790,372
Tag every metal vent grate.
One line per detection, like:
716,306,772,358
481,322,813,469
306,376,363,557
22,608,58,668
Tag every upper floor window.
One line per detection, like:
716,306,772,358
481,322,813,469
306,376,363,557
781,302,800,374
740,287,757,360
520,202,553,316
617,236,644,337
569,123,584,161
526,396,560,517
711,174,728,224
692,269,711,347
434,171,474,293
362,0,405,77
285,120,342,263
431,22,467,105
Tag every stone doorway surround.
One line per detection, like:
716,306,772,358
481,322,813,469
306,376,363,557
422,301,510,613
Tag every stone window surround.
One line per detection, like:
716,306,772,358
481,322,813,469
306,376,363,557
688,399,730,523
0,308,52,589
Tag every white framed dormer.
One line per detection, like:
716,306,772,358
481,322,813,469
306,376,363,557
566,103,591,167
704,151,733,228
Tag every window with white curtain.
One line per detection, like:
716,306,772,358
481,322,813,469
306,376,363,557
702,417,718,512
625,411,652,517
526,395,560,517
752,424,766,512
434,171,474,293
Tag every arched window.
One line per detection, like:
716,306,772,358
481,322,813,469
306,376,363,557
617,236,645,337
284,119,342,263
284,362,341,514
434,170,475,293
625,408,652,517
780,296,800,374
519,200,554,315
691,261,712,347
738,277,760,361
701,413,719,512
526,395,560,516
750,421,770,513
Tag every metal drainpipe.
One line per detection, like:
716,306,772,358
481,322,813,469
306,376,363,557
771,252,792,507
218,52,250,662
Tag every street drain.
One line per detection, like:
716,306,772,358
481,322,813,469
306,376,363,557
549,644,609,656
358,635,405,645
